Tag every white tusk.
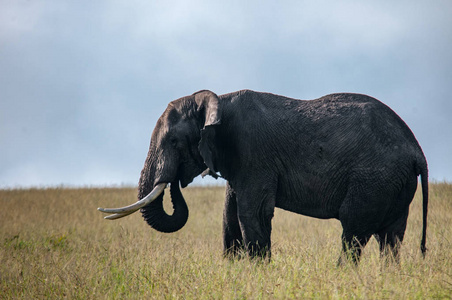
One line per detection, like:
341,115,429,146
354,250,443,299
103,210,138,220
97,183,166,218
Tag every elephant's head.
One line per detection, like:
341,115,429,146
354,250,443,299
98,90,222,232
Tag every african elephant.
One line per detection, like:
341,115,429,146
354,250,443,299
98,90,428,263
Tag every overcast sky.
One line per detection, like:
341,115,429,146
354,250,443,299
1,0,451,188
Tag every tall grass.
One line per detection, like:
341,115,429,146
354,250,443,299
1,184,451,299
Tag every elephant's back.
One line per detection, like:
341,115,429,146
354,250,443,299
305,93,421,149
302,93,425,177
222,90,425,171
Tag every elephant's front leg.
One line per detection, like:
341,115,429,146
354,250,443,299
236,184,276,259
223,183,244,258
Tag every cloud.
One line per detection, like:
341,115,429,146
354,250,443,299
0,0,46,41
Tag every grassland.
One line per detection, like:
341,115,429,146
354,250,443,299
0,183,451,299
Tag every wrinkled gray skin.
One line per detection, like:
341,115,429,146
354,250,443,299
139,90,428,263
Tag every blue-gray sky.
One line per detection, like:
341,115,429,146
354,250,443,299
1,0,451,187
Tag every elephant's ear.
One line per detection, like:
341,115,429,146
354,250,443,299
195,90,221,173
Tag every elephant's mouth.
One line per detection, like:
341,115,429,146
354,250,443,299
177,159,206,188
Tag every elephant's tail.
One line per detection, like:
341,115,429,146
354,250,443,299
419,161,429,258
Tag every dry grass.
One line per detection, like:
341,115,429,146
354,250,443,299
0,183,451,299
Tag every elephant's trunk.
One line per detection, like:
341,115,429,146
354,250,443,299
140,182,189,233
136,139,188,233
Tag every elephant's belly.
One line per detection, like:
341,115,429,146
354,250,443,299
275,170,347,219
276,200,338,219
275,184,343,220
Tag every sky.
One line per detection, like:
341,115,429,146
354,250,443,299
1,0,451,188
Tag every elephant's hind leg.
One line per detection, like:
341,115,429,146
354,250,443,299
223,183,244,258
374,208,409,264
337,231,372,266
338,179,385,265
375,175,417,263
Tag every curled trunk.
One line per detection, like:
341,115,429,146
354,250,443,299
140,182,188,233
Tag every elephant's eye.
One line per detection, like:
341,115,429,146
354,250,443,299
169,137,178,147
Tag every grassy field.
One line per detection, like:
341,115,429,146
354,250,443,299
0,183,451,299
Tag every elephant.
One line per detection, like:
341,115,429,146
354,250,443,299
98,89,428,264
